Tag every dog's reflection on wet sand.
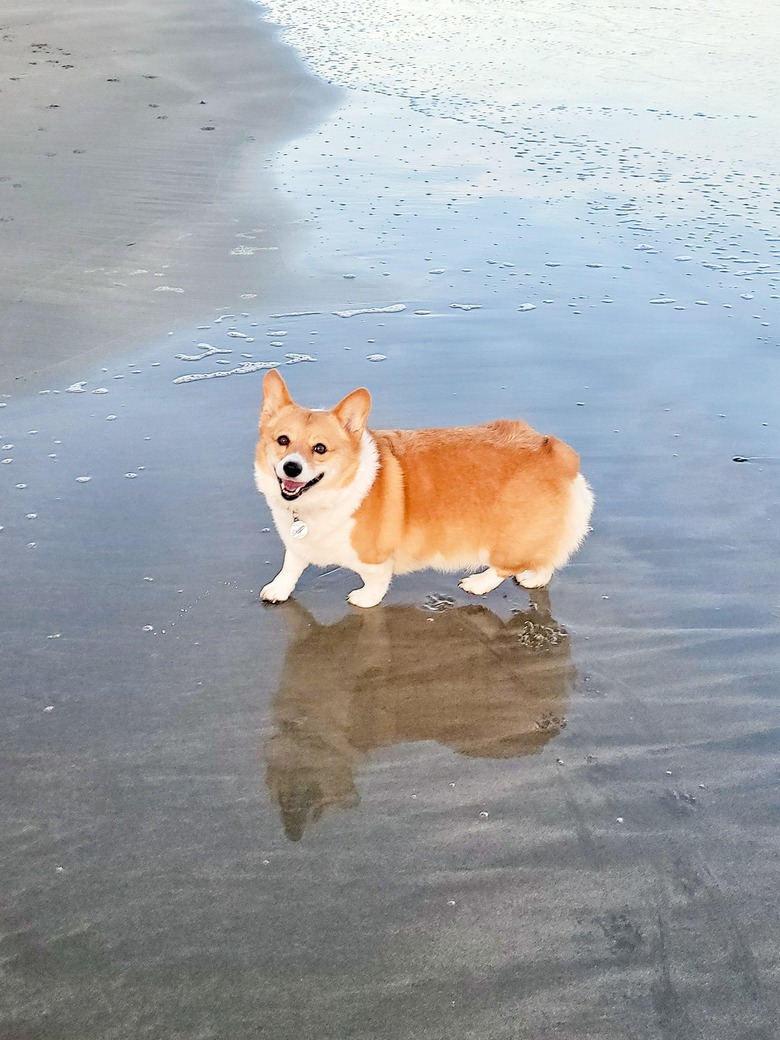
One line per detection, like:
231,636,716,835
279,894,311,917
265,592,576,840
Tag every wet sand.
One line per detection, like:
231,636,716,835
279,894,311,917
2,1,780,1038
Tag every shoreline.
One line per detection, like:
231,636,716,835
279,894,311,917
0,0,338,394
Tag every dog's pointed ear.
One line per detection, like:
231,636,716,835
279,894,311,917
332,387,371,435
261,369,293,423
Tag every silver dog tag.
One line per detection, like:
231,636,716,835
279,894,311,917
290,519,308,540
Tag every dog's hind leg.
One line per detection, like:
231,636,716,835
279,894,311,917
515,567,554,589
459,566,508,596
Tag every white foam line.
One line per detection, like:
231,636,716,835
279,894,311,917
173,361,279,384
175,344,233,362
333,303,406,317
269,311,322,318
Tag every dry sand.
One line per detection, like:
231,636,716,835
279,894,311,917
0,0,336,392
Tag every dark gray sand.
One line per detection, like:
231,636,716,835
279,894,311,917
2,1,780,1038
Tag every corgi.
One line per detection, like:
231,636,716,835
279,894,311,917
254,369,593,608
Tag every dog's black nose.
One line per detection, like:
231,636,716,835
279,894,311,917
283,459,303,478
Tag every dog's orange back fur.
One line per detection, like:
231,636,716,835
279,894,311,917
351,421,580,576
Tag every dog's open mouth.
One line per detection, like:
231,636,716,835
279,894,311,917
278,473,324,501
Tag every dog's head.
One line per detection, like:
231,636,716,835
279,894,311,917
256,369,372,503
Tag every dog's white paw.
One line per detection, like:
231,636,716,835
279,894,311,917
260,579,293,603
515,568,553,589
459,567,505,596
347,585,385,609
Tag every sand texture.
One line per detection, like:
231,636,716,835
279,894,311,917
1,0,780,1037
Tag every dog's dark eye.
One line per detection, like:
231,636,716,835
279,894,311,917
312,443,328,455
276,435,290,447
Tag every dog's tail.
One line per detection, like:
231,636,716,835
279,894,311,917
551,472,595,569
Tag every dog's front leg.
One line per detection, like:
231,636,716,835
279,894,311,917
347,561,394,609
261,550,308,603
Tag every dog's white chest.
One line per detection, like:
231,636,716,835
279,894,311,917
275,506,360,567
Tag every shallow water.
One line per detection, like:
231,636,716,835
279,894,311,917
2,1,780,1037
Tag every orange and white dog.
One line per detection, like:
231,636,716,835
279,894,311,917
255,370,593,608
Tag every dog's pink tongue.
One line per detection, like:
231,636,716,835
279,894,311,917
282,478,306,494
